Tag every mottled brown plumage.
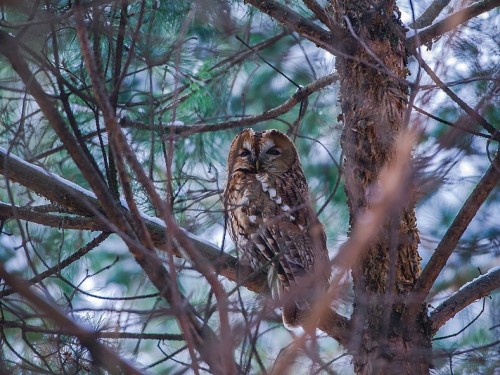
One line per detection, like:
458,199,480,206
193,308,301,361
223,128,331,327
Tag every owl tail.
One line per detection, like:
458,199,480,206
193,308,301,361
282,300,302,328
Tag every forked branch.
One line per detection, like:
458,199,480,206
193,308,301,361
407,0,500,49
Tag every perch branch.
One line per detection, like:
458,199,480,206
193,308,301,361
0,147,350,344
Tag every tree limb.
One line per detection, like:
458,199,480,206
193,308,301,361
408,151,500,314
243,0,348,55
121,72,339,137
429,267,500,334
0,147,350,343
407,0,500,49
0,146,264,292
408,0,451,29
302,0,339,33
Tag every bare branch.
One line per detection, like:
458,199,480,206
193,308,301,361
243,0,348,55
409,0,451,29
407,0,500,49
302,0,339,32
408,151,500,313
429,267,500,334
0,202,104,230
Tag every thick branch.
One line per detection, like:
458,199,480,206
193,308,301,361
0,146,263,291
0,147,350,343
410,151,500,306
407,0,500,49
429,267,500,334
243,0,348,55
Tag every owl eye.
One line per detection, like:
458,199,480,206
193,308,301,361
239,149,251,157
266,148,281,156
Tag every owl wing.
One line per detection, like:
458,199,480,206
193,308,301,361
248,216,329,327
250,215,327,295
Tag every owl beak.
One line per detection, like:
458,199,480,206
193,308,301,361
255,159,260,172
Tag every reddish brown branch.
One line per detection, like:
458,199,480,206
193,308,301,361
409,151,500,311
121,72,339,136
407,0,500,49
429,267,500,334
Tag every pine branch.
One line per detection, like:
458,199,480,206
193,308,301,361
121,72,339,136
429,267,500,334
1,320,185,341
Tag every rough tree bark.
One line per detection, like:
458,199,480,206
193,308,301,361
331,1,431,374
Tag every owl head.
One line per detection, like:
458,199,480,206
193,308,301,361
227,129,301,175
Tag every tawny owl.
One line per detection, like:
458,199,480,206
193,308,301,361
224,128,331,327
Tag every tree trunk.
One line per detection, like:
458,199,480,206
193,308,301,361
331,1,432,374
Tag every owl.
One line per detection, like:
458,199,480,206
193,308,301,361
223,128,331,327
